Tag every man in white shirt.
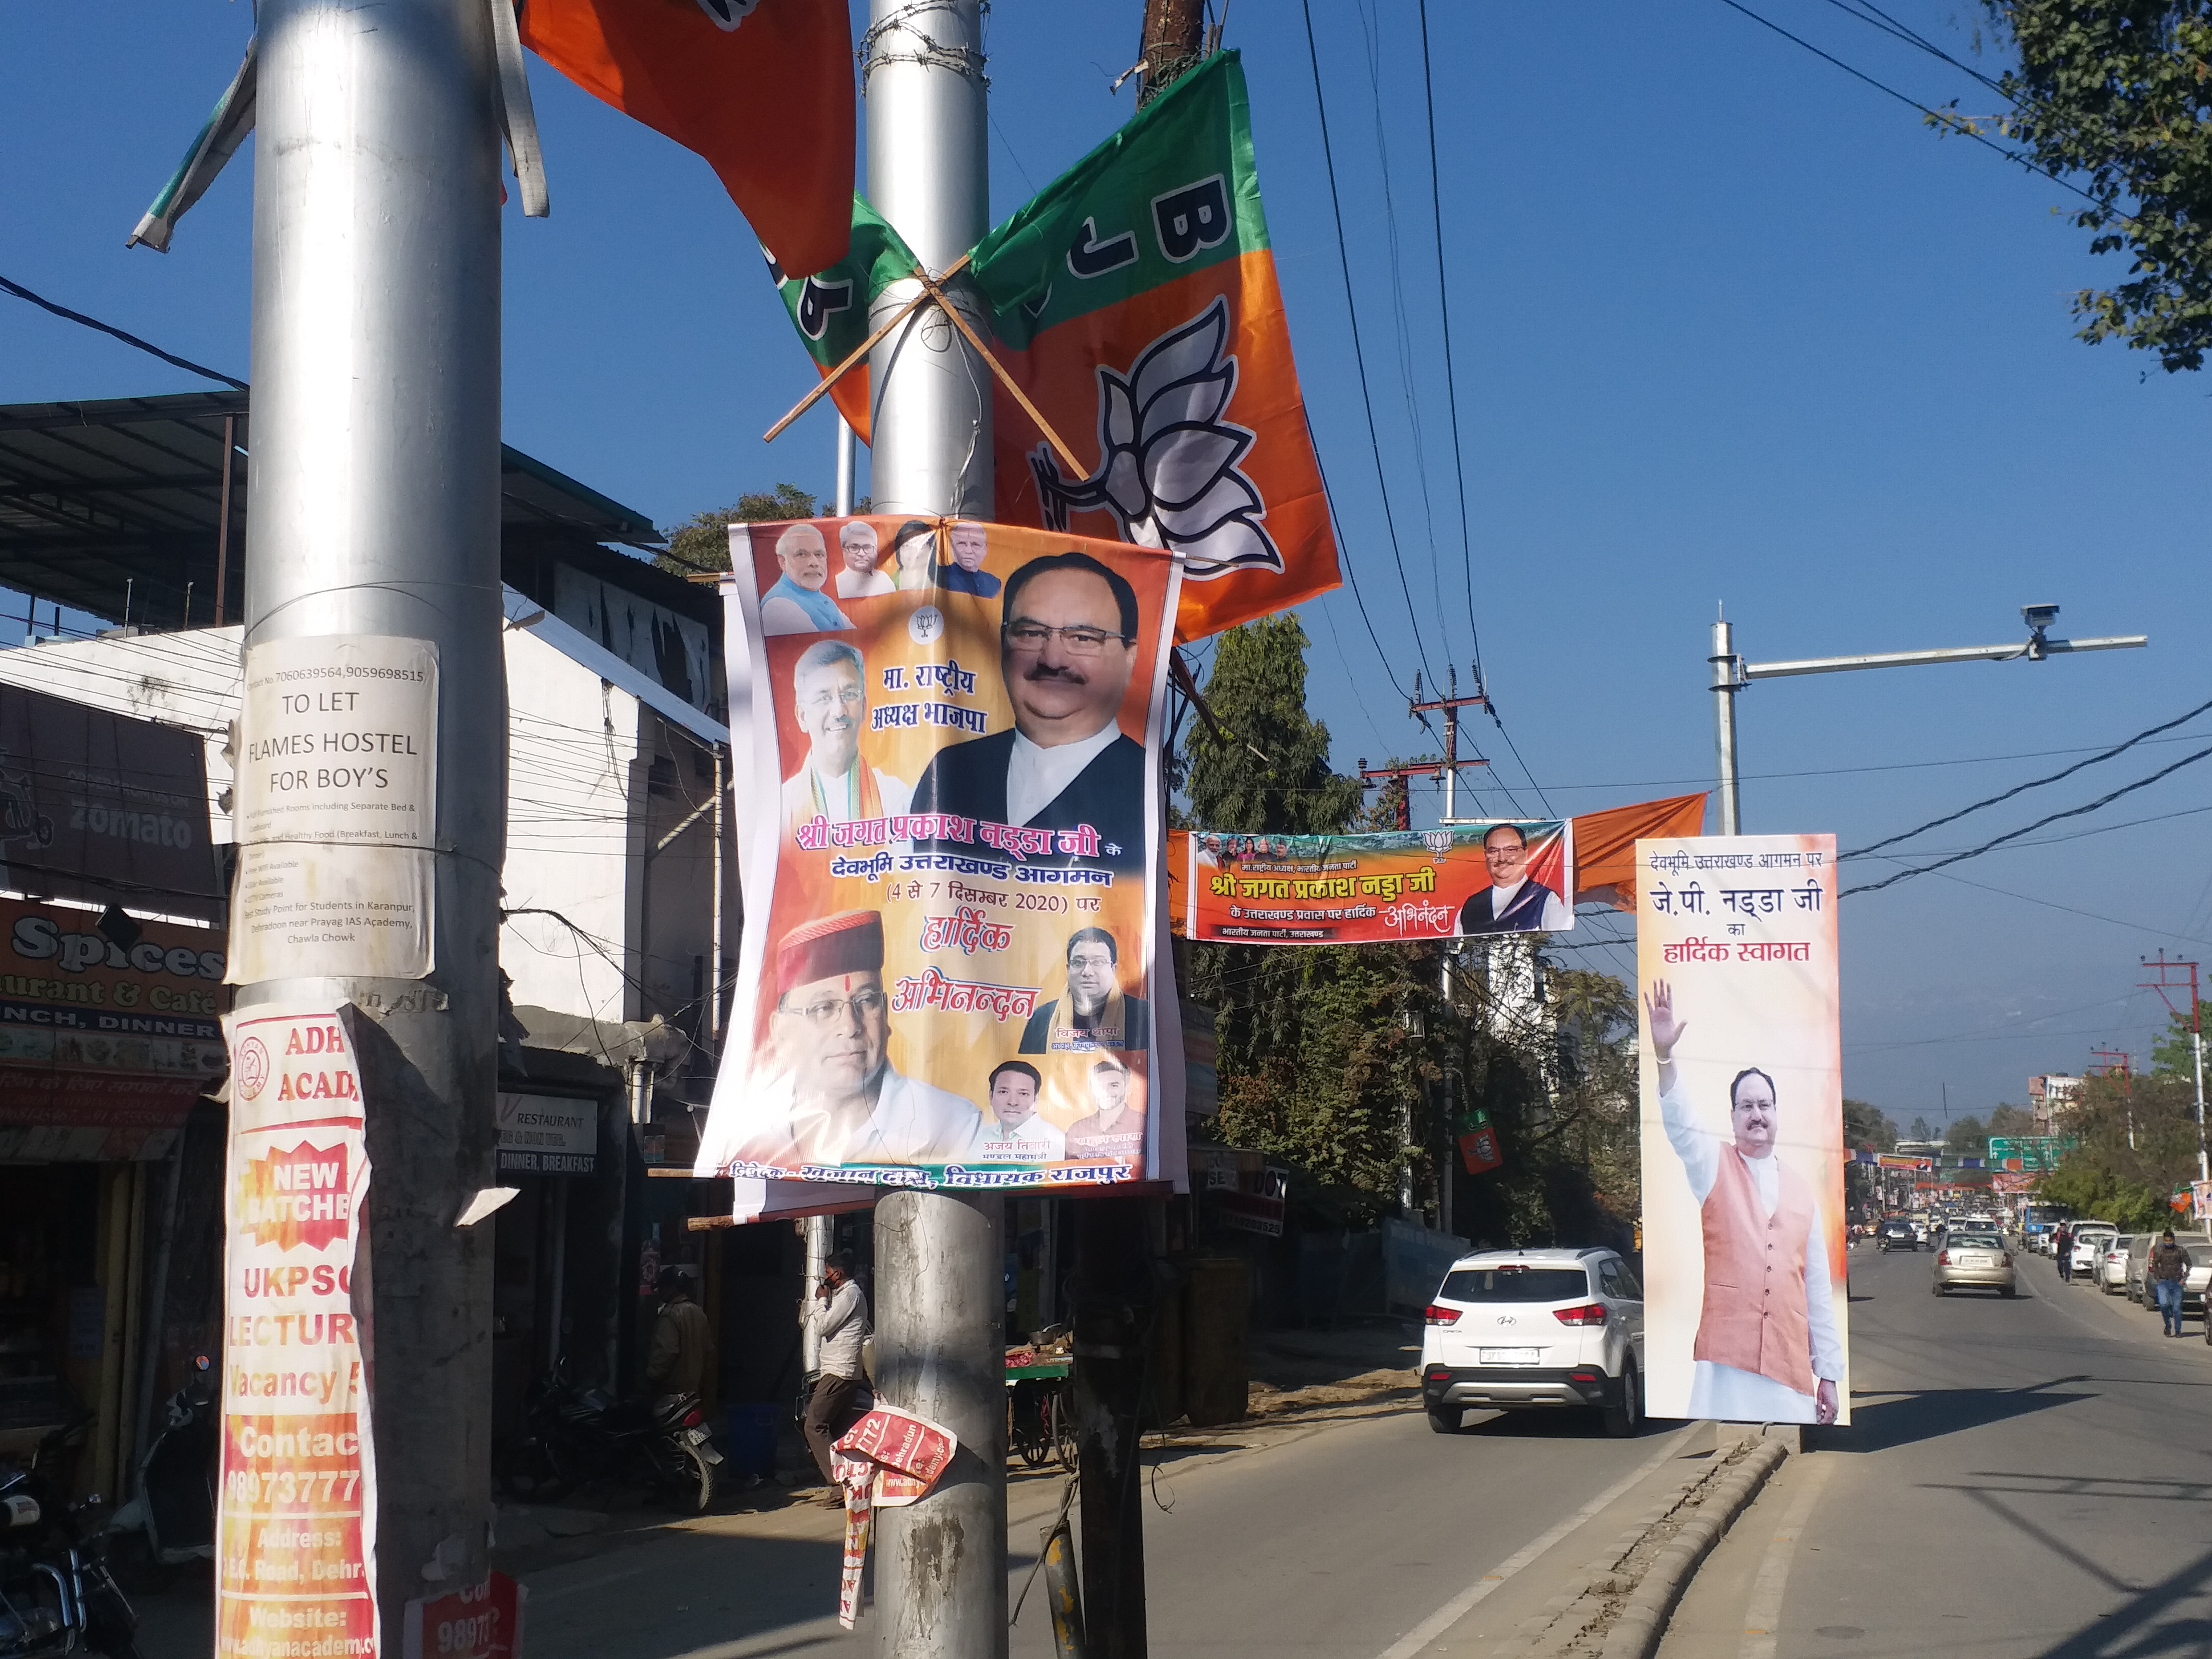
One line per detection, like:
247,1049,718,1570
833,520,895,600
1457,823,1571,934
1646,979,1842,1425
907,553,1145,869
973,1061,1066,1162
803,1249,870,1487
780,640,913,835
700,912,980,1174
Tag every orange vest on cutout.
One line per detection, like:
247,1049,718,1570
1694,1147,1817,1395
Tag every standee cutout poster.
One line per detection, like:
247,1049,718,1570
1635,835,1848,1427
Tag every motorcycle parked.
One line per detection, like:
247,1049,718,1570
106,1353,218,1587
500,1358,721,1513
0,1416,140,1659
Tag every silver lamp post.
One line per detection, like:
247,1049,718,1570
1709,605,2147,835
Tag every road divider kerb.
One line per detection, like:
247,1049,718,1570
1599,1439,1789,1659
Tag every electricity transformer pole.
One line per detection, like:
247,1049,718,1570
2140,953,2207,1182
245,0,505,1627
861,3,1008,1655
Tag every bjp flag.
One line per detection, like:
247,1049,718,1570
769,193,924,440
519,0,854,276
968,51,1339,641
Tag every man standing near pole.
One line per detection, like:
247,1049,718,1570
804,1250,871,1491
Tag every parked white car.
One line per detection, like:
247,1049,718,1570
1419,1248,1647,1438
2070,1224,2118,1281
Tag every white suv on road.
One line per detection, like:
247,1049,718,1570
1419,1248,1647,1438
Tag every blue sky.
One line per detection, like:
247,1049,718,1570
5,2,2206,1128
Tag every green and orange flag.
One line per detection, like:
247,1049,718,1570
771,51,1340,640
969,51,1338,640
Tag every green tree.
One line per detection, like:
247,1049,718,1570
1179,616,1363,833
1988,1103,2038,1138
1843,1099,1899,1152
658,483,819,577
1907,1115,1938,1143
2150,998,2211,1077
2038,1070,2199,1228
1969,2,2212,371
1948,1113,1990,1160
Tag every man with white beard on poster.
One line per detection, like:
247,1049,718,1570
1644,979,1842,1425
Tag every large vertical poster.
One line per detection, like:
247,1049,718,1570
1635,836,1847,1426
217,1005,377,1657
695,517,1178,1194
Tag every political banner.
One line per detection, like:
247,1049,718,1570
216,1004,377,1659
1171,821,1573,945
695,517,1179,1196
1635,835,1848,1427
772,52,1338,642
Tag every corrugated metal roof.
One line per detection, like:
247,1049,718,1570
0,390,666,625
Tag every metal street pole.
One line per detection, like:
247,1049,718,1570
863,3,1006,1655
1707,605,2145,834
246,0,505,1628
1708,618,1741,836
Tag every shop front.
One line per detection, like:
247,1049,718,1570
0,896,227,1496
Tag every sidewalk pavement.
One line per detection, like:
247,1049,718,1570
128,1316,1430,1658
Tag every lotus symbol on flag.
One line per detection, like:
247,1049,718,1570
1030,298,1284,582
694,0,761,30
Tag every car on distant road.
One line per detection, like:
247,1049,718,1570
1933,1230,2016,1297
1419,1248,1647,1438
2126,1233,2157,1303
2070,1225,2118,1281
1875,1219,1918,1252
2097,1235,2135,1295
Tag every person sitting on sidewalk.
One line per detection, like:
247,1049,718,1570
803,1250,870,1493
2147,1229,2190,1337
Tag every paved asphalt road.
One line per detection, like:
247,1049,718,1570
1766,1241,2212,1659
498,1400,1683,1659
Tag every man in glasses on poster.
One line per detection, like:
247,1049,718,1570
710,912,981,1170
1645,979,1842,1426
908,552,1145,869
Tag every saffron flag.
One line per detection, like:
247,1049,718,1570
969,52,1337,640
519,0,854,276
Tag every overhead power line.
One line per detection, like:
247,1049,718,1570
1709,0,2104,210
1843,693,2212,860
1814,0,2006,95
1,273,248,390
1298,0,1443,695
1843,743,2212,897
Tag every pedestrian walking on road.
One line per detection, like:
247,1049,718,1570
803,1249,870,1489
2055,1223,2073,1284
2147,1228,2190,1336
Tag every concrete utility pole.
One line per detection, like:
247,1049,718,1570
862,2,1007,1654
246,0,505,1628
1410,666,1492,826
1707,604,2145,835
2139,953,2207,1182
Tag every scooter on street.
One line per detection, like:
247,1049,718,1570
0,1415,140,1659
105,1353,218,1589
501,1357,721,1513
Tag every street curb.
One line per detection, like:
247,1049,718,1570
1598,1438,1788,1659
